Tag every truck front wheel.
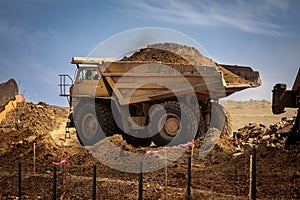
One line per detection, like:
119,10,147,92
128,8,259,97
210,102,232,136
75,101,116,146
75,103,104,146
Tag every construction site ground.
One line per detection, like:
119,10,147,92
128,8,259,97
0,100,299,200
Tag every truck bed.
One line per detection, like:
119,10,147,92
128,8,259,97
101,61,261,104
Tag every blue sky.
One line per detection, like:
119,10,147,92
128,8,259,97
0,0,300,106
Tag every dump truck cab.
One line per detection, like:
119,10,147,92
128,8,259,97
70,66,110,109
69,58,115,108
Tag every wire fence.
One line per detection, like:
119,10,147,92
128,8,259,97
1,148,300,200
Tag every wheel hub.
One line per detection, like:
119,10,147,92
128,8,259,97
164,116,180,136
82,113,99,140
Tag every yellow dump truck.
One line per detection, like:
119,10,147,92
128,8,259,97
59,56,261,147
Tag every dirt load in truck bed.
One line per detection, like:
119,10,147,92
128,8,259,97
121,43,249,84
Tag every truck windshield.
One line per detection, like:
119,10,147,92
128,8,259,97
78,69,99,80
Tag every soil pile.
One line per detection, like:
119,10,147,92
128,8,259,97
121,48,191,65
148,43,215,66
128,43,249,84
0,102,102,199
0,102,68,168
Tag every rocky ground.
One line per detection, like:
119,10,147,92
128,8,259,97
0,101,299,200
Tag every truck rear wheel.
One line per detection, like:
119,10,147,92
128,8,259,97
150,101,198,146
210,102,232,135
75,101,116,146
194,105,206,138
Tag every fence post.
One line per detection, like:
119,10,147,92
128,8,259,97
138,161,143,200
53,165,57,200
249,148,256,200
187,155,192,200
33,143,36,176
93,165,96,200
18,160,22,200
251,148,257,200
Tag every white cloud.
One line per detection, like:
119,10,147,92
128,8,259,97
124,0,289,36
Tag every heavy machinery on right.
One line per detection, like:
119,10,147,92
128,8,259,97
272,67,300,147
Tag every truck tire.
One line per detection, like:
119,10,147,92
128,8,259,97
210,102,232,135
195,106,206,138
75,101,116,146
95,101,118,136
150,101,198,146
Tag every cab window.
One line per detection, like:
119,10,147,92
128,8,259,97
92,70,99,80
78,69,99,80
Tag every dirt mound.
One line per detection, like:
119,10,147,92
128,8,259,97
0,102,68,170
151,43,250,84
121,47,191,64
122,43,249,84
148,43,216,66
